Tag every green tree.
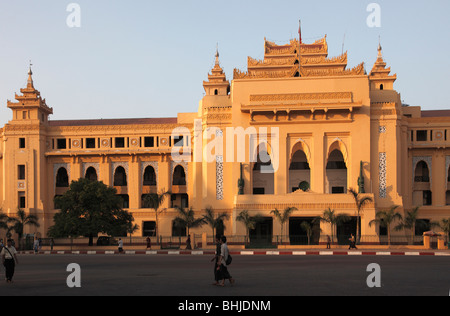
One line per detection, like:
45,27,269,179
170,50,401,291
431,218,450,244
271,207,297,244
7,208,40,250
173,206,206,238
395,206,427,245
48,178,133,246
314,208,350,245
0,210,8,231
348,187,373,244
202,206,229,241
300,221,321,245
236,210,262,246
142,190,171,244
369,205,403,247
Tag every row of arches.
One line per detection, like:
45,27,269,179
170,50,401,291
252,145,348,194
55,165,187,188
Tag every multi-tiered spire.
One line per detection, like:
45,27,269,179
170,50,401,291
234,32,365,79
369,41,397,90
7,65,53,123
203,46,230,96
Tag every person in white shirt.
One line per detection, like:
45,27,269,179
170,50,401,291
118,238,124,253
1,239,19,283
216,236,235,287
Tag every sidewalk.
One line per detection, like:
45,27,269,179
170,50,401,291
18,246,450,256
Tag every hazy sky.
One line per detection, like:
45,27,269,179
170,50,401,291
0,0,449,126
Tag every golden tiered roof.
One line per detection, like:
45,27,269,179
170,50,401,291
234,35,365,79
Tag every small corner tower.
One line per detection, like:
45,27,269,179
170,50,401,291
203,47,230,96
7,65,53,125
369,42,397,91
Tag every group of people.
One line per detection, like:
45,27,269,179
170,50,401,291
211,235,235,287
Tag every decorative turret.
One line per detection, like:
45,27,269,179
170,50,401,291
203,47,230,96
7,65,53,124
369,42,397,91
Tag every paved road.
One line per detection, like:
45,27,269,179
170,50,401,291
0,254,448,296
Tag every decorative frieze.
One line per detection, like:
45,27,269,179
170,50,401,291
379,153,387,198
216,155,224,201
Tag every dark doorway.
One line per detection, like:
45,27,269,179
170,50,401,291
249,217,273,248
289,217,320,245
336,217,358,245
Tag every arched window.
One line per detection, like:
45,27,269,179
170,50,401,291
173,165,186,185
414,161,430,183
143,166,157,186
114,166,127,186
214,89,218,95
85,167,98,181
380,84,384,90
289,150,310,192
56,168,69,187
326,149,347,194
252,150,274,195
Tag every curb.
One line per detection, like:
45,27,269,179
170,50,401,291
18,250,450,256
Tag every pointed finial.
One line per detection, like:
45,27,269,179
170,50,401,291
215,43,220,66
27,60,34,88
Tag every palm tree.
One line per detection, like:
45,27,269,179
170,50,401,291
0,210,8,231
142,190,171,244
369,205,403,247
348,188,373,244
127,222,140,244
300,221,321,245
271,207,297,244
7,208,40,250
202,206,229,241
314,208,350,245
236,210,262,246
431,218,450,245
173,206,206,238
395,206,427,245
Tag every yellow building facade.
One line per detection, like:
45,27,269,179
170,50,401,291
1,33,449,244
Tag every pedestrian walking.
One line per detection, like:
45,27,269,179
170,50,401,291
1,239,19,283
349,234,357,249
211,235,221,286
186,235,192,250
50,238,54,251
33,237,39,254
118,238,124,253
216,236,235,287
326,235,331,249
146,237,151,249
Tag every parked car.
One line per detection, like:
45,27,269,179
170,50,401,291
96,236,118,246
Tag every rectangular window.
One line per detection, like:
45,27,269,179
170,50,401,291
416,130,428,142
144,137,154,148
115,137,125,148
18,165,26,180
18,193,26,208
86,138,96,149
57,139,67,149
253,188,265,195
331,187,345,194
173,136,184,147
19,138,26,149
423,190,432,206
